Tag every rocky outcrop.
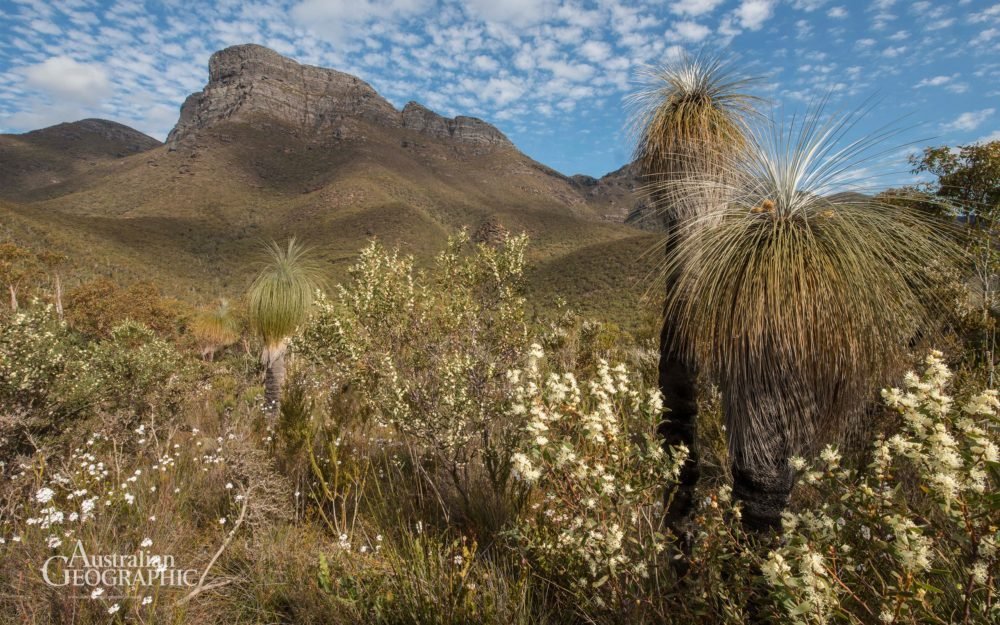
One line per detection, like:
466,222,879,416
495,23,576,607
168,44,512,150
569,160,660,228
472,215,510,246
168,44,399,144
401,101,511,147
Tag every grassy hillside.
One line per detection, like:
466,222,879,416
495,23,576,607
0,116,662,329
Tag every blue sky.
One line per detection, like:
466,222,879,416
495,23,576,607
0,0,998,179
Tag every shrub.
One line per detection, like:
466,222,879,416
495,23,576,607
64,278,185,340
89,320,192,419
296,232,532,530
508,344,685,617
763,351,999,625
0,304,97,422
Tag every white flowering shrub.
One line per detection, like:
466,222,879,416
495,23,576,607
88,319,191,418
762,351,999,624
0,304,98,421
0,308,189,439
508,343,690,616
296,233,532,525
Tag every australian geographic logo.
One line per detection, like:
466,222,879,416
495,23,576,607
42,541,199,588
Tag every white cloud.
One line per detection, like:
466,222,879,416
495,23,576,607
23,55,111,104
735,0,776,31
579,40,612,63
972,28,999,46
668,0,725,17
462,0,558,26
471,54,500,72
926,18,956,30
291,0,434,41
978,129,1000,144
827,6,847,19
791,0,828,11
970,4,1000,23
667,20,711,42
944,109,995,132
914,75,954,88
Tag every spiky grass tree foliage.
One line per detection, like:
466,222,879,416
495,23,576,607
191,300,240,361
629,51,763,223
658,108,962,530
628,51,763,530
247,239,322,413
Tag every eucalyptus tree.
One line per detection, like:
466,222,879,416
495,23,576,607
247,239,322,413
629,51,763,528
658,108,960,530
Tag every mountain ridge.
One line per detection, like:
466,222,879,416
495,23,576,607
0,44,658,327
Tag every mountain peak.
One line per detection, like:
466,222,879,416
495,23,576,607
168,44,510,149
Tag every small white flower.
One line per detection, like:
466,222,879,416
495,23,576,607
108,603,120,614
142,596,153,606
90,587,104,599
219,518,226,525
140,538,153,548
35,488,55,504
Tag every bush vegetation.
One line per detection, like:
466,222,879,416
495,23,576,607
0,229,995,625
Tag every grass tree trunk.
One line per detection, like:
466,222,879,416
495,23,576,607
724,381,810,532
658,306,700,529
54,273,63,318
8,284,17,312
263,340,288,414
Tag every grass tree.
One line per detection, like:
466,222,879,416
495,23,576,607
628,51,763,528
247,238,321,413
658,107,961,530
191,299,240,361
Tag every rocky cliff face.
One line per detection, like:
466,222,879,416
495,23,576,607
568,160,659,228
401,101,511,147
168,44,511,149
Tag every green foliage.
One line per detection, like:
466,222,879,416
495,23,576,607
508,345,687,620
247,238,322,349
297,231,532,530
910,141,1000,220
0,241,45,310
89,320,191,417
0,305,190,447
319,532,542,625
0,304,96,421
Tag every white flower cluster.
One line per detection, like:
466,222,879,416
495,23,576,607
763,351,999,625
509,345,685,608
